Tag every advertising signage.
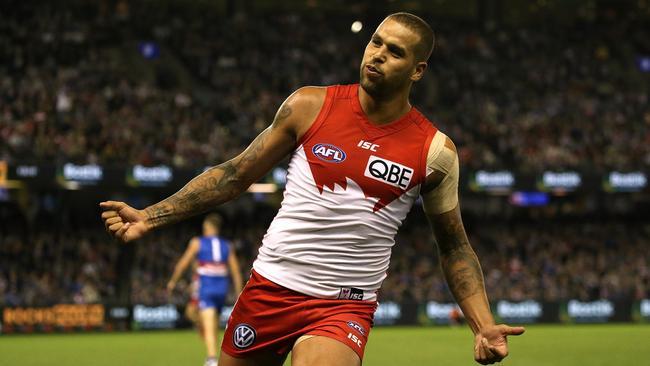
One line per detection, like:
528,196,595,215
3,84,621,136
639,299,650,322
1,304,105,332
537,171,582,192
496,300,544,323
2,162,648,194
2,299,650,334
15,165,39,178
132,304,180,330
219,305,234,328
7,164,56,186
127,165,173,187
603,172,647,192
469,170,515,193
58,163,103,186
424,301,462,325
374,302,402,325
564,300,616,323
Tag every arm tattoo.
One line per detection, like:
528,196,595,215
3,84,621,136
432,209,485,302
145,129,271,228
144,98,294,229
276,104,292,122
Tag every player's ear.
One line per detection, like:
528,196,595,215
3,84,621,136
411,61,427,82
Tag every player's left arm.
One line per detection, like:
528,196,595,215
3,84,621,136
227,245,243,296
421,135,525,365
167,237,200,293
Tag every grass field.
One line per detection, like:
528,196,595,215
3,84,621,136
1,324,649,366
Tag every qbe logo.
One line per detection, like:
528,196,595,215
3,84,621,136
312,143,346,163
364,155,414,190
233,324,256,349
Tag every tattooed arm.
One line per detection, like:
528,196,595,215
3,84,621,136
421,136,524,365
100,87,327,242
428,205,493,332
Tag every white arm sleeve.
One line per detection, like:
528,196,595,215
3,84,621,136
422,132,459,215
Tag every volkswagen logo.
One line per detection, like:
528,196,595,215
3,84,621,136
233,324,256,349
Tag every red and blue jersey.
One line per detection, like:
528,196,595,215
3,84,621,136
197,235,230,278
196,236,230,308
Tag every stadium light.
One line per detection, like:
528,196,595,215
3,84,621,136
351,21,363,33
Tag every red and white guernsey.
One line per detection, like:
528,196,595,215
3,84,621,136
253,84,438,302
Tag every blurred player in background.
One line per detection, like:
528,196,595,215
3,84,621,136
167,213,243,366
170,262,203,336
102,12,524,366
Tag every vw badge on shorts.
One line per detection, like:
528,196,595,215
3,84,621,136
233,324,256,349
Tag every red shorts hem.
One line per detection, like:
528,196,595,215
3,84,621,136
303,331,365,360
221,270,376,360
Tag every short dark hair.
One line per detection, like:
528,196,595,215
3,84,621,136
204,213,222,231
386,12,435,62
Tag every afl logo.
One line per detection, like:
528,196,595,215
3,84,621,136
347,321,366,336
312,143,346,163
233,324,256,349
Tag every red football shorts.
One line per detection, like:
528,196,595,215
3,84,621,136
221,270,377,360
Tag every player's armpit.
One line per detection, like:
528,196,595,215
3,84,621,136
142,87,327,230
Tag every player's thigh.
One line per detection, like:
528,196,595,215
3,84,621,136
291,335,361,366
218,350,287,366
200,307,217,326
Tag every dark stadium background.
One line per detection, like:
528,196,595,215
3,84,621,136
1,0,649,337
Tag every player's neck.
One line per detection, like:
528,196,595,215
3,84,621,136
358,86,411,125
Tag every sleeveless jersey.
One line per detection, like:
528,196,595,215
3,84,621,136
196,236,230,279
253,84,438,301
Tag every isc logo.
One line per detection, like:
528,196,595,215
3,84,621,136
347,332,363,347
364,155,414,190
312,143,346,163
357,139,379,152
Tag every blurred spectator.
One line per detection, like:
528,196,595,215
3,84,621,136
1,209,648,306
0,0,649,307
0,3,648,170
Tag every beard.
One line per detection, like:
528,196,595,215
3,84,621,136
359,69,387,98
359,67,409,100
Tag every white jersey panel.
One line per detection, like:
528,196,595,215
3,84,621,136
253,147,420,301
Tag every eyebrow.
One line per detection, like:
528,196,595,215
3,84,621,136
372,34,407,57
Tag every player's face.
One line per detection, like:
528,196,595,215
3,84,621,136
360,19,423,97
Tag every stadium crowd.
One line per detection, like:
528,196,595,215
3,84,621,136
1,208,648,307
383,219,650,303
1,2,649,170
1,2,649,309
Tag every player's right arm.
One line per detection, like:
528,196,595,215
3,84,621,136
100,87,326,242
167,237,200,293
